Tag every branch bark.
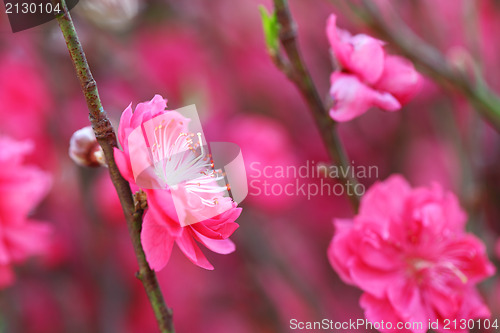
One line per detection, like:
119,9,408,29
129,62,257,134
271,0,360,211
54,1,174,332
356,0,500,133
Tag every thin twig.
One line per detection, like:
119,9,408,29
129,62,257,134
356,0,500,133
271,0,360,211
54,1,174,332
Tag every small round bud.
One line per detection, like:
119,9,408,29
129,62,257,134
69,126,106,167
77,0,140,32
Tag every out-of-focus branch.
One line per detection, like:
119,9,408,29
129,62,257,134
355,0,500,133
54,1,174,332
268,0,361,211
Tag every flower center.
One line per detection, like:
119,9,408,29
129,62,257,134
150,123,228,207
408,258,468,285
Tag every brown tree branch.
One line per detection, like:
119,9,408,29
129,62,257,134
271,0,360,211
355,0,500,133
54,1,174,332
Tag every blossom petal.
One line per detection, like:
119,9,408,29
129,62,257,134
117,103,133,148
349,257,400,298
0,164,51,224
176,230,214,270
441,234,495,283
348,33,386,84
130,95,167,129
145,189,183,236
113,148,135,183
328,219,356,284
374,55,421,104
192,230,236,255
358,175,411,232
387,279,427,330
326,14,385,84
360,293,409,333
141,212,175,271
329,73,400,122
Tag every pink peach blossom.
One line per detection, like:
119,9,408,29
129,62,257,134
0,51,52,139
0,136,52,288
326,14,421,122
326,14,385,84
329,73,401,122
328,175,494,333
114,95,241,270
374,55,422,105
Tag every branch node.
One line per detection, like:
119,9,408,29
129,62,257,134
92,117,115,141
85,79,97,92
279,25,296,43
134,190,148,211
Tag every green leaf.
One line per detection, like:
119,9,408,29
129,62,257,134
259,5,280,56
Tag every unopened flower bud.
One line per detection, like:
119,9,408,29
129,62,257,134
77,0,140,32
69,126,106,167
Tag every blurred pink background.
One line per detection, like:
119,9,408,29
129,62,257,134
1,0,500,332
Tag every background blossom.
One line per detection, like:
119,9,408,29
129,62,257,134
0,137,52,288
327,14,421,122
329,175,494,332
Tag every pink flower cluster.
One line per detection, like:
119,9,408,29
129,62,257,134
0,137,52,288
114,95,241,271
328,175,494,332
326,14,421,122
